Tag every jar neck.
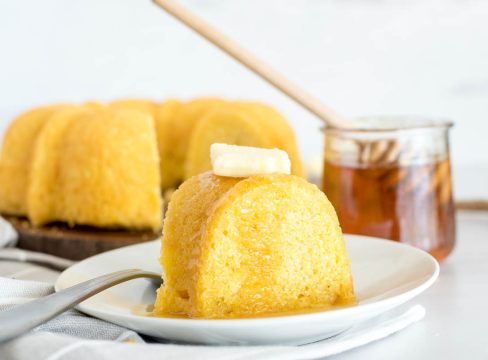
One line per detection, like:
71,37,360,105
324,126,450,168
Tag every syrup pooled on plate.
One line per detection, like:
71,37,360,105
134,302,354,319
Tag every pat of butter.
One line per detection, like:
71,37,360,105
211,143,291,177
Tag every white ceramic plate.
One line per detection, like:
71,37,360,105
55,235,439,345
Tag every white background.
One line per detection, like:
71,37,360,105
1,0,487,198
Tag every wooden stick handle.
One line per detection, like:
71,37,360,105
152,0,356,129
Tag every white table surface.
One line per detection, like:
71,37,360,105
333,210,488,360
1,210,487,359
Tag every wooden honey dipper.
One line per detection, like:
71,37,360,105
152,0,356,130
152,0,448,200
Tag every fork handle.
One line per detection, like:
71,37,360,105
0,269,161,343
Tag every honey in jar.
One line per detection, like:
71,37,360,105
322,117,455,261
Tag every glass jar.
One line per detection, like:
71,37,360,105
322,117,455,261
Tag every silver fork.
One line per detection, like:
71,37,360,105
0,269,161,343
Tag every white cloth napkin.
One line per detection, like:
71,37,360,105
0,217,17,248
0,217,426,359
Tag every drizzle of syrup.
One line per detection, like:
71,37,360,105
132,300,356,319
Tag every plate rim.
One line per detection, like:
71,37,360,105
55,234,439,326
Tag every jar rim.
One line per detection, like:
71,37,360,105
322,116,453,134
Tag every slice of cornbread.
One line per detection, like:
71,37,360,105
154,171,356,318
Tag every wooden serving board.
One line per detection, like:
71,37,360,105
5,216,160,261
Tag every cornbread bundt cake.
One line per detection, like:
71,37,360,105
0,98,305,231
154,171,355,318
184,103,304,178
